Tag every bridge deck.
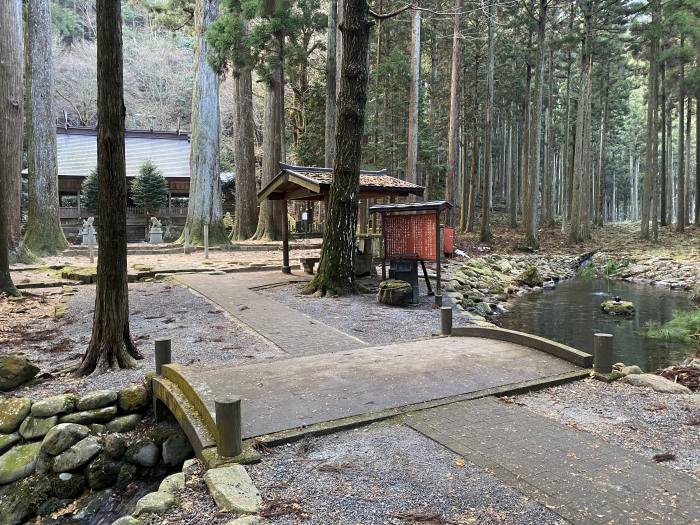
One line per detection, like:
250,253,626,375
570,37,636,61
163,336,581,439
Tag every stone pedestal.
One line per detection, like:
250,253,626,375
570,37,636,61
149,228,163,244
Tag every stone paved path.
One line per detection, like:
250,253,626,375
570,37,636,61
176,271,366,357
167,337,579,438
407,397,700,525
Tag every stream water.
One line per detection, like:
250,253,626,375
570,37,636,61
499,278,696,371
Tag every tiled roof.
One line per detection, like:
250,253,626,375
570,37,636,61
56,127,191,179
294,170,423,191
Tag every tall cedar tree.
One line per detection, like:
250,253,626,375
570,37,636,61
179,0,228,246
81,169,99,210
76,0,142,375
24,0,69,255
309,0,370,295
0,0,23,295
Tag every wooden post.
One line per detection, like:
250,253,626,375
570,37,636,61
203,223,209,259
434,210,442,307
593,333,614,373
381,213,387,280
282,199,291,273
440,306,452,335
215,397,242,457
154,338,171,375
76,192,81,216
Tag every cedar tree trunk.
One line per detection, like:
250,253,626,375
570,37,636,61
76,0,142,375
24,0,68,255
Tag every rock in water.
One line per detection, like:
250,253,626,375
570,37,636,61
0,355,39,391
517,266,543,287
377,279,413,307
0,442,43,484
621,373,691,394
0,397,31,433
600,300,635,316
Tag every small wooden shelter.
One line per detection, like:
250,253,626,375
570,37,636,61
258,163,424,273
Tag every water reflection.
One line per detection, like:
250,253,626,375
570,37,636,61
499,278,696,371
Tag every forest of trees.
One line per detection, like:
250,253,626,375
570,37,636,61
1,0,698,369
44,0,700,249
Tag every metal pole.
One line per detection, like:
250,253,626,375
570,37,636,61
204,224,209,259
593,333,614,373
440,306,452,335
215,397,242,457
154,338,172,375
434,210,442,307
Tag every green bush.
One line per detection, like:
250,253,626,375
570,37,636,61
80,168,98,210
131,161,168,213
645,310,700,343
577,265,597,280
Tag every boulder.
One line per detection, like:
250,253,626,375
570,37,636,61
125,440,160,467
225,518,267,525
474,302,493,317
620,365,643,376
73,489,112,520
377,279,413,307
162,432,193,467
118,385,149,413
132,491,176,517
0,355,39,391
0,398,31,434
52,436,102,472
0,475,52,525
621,374,691,394
182,458,199,481
77,390,118,411
103,433,127,459
204,465,262,514
86,454,121,490
159,472,185,494
106,414,141,433
19,415,58,440
31,395,76,418
116,463,138,489
59,406,117,425
41,423,90,455
517,266,543,287
601,300,635,316
0,433,20,454
0,442,43,484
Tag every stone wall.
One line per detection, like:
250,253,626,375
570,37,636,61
0,380,193,525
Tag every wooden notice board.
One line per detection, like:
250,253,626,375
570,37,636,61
383,213,438,261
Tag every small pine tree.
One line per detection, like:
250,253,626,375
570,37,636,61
131,161,168,213
80,168,99,210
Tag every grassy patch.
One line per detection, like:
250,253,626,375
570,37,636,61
645,309,700,343
576,265,597,280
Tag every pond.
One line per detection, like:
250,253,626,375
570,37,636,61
498,278,696,371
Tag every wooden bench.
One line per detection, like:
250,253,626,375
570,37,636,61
300,257,320,275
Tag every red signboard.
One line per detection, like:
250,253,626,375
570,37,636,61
383,213,437,260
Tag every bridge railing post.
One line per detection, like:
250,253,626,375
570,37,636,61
215,397,242,457
593,333,613,373
155,338,172,376
440,306,452,335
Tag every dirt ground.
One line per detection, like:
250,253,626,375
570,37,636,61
1,282,282,398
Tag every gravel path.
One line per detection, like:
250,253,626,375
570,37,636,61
515,378,700,479
249,422,567,525
258,279,444,345
7,282,282,398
